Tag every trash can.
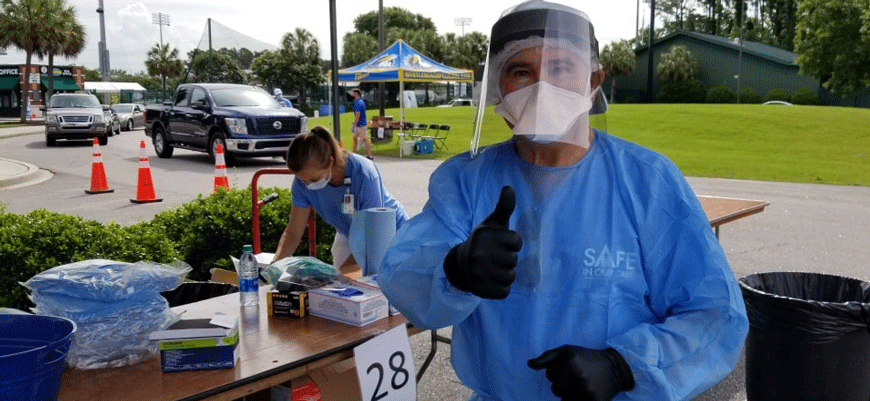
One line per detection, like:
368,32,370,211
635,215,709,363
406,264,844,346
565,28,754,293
739,272,870,401
161,282,239,307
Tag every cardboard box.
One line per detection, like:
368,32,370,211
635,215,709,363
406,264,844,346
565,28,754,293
157,328,239,372
308,282,389,326
267,290,307,317
308,358,361,401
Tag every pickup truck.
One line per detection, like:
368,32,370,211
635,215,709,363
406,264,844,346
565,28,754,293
144,83,308,166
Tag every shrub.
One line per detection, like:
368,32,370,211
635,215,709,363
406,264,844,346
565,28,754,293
740,88,762,104
790,88,820,105
765,89,791,102
0,187,338,309
0,209,179,311
145,186,335,280
655,79,706,103
706,85,736,103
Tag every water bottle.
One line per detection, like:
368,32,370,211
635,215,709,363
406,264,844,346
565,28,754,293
239,244,259,306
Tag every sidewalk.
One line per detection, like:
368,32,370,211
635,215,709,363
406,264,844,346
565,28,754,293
0,123,51,189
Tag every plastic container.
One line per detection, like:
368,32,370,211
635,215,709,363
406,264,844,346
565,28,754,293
415,138,434,154
239,244,259,307
160,282,239,307
739,272,870,401
0,314,77,401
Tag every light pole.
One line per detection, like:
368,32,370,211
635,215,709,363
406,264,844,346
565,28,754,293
96,0,110,103
152,12,170,101
454,17,472,36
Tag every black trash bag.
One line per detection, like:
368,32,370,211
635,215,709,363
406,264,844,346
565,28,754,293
160,282,239,307
739,272,870,401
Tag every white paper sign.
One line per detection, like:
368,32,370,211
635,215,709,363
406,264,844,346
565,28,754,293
377,127,385,138
354,325,416,401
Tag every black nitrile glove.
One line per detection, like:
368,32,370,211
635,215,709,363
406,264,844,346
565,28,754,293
443,186,523,299
528,345,635,401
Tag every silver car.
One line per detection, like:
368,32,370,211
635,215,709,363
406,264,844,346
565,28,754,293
42,94,110,146
112,103,146,131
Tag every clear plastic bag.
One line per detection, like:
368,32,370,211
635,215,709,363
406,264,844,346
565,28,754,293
23,259,189,369
264,256,338,287
22,259,191,301
32,291,179,370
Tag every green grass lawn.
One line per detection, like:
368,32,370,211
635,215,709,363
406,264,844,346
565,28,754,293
308,103,870,187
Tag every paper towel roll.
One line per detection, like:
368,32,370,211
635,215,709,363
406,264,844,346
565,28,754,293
349,207,397,276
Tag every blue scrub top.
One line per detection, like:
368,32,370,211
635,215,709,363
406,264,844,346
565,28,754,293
378,132,749,401
353,98,367,128
292,153,407,236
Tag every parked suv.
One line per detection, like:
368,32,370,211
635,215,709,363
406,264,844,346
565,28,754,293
42,93,111,146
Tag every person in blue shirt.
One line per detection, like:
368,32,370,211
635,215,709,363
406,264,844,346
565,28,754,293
377,1,749,400
274,88,292,107
273,125,408,274
349,88,373,160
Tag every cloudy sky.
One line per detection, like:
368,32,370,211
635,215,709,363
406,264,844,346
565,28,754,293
1,0,651,74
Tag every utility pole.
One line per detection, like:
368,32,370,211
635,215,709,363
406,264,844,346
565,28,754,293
96,0,110,103
152,12,170,101
328,0,341,144
646,0,655,103
378,0,384,117
455,17,472,36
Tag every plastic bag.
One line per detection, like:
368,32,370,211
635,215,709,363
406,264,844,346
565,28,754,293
22,259,189,369
31,291,178,369
22,259,191,301
740,271,870,342
264,256,338,287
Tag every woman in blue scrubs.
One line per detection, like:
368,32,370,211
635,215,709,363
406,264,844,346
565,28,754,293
378,1,749,400
273,126,407,274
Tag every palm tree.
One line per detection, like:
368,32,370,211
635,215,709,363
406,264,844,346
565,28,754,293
600,40,637,103
0,0,53,122
145,43,183,101
657,45,699,82
44,0,85,102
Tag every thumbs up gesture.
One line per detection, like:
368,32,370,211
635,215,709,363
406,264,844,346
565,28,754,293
443,186,523,299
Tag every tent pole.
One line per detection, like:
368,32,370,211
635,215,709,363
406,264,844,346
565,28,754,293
399,80,405,131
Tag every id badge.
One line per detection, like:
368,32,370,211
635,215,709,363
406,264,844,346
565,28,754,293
342,194,355,215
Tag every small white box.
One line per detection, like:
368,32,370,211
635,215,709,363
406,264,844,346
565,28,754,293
353,276,401,316
308,282,389,326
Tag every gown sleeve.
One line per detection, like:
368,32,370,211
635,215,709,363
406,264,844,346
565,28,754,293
378,157,483,330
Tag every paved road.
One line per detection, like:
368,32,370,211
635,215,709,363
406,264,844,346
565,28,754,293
3,127,870,400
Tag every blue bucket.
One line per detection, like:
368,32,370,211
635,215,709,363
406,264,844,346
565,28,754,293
0,314,76,401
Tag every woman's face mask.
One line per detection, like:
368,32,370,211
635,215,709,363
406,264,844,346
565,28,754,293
305,169,331,190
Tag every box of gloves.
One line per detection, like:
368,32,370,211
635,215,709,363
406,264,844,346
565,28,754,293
308,282,389,327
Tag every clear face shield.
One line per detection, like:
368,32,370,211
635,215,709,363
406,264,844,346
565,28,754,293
471,0,608,156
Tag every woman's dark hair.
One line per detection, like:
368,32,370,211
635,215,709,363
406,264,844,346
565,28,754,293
286,126,346,172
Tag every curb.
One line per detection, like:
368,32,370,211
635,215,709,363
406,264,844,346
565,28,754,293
0,158,53,189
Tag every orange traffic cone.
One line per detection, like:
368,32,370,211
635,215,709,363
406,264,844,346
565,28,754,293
213,144,230,193
85,137,114,194
130,140,162,203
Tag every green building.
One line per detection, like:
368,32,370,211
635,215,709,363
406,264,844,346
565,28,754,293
610,31,870,108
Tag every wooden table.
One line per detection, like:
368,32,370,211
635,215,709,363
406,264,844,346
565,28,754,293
57,287,411,401
698,195,769,239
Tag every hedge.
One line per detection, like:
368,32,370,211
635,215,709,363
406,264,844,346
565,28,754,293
656,79,706,103
1,187,337,310
706,85,736,103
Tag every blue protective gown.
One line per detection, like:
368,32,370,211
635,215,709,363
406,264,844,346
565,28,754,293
378,132,749,401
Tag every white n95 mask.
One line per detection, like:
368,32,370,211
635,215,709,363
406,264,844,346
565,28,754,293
494,81,594,147
305,171,331,191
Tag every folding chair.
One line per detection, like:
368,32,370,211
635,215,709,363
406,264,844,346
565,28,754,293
426,123,441,136
433,125,450,151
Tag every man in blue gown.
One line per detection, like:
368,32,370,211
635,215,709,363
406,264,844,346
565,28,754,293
378,1,749,400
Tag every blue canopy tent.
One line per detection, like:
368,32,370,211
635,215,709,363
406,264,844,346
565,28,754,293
337,39,474,129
